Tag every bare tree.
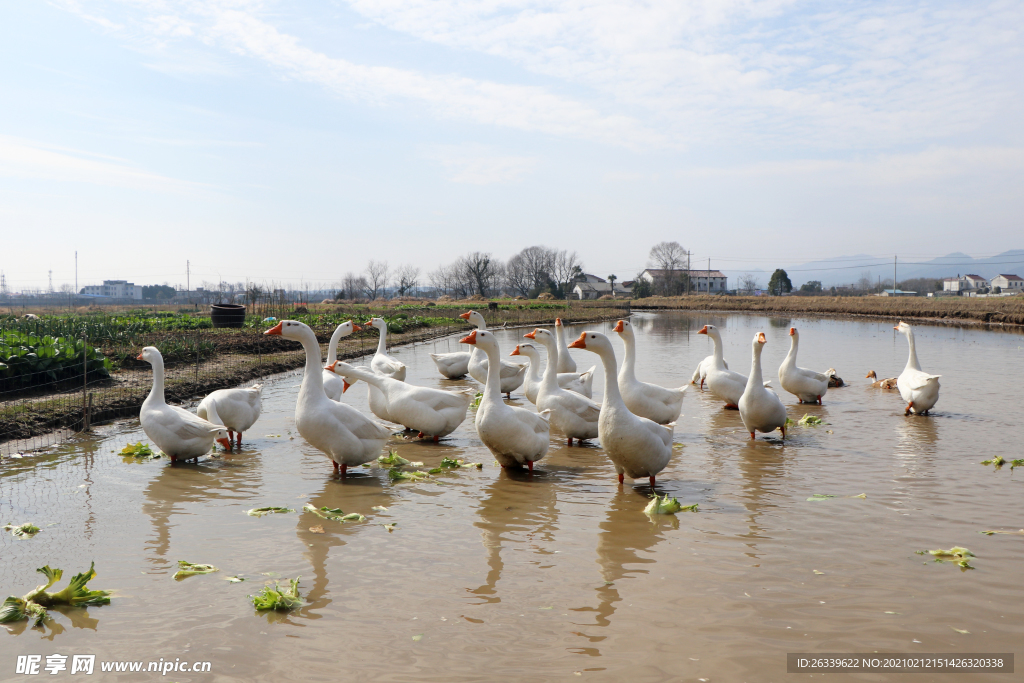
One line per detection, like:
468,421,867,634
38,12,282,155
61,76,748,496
459,252,497,297
365,260,390,300
647,241,688,295
737,273,760,294
550,249,583,299
394,265,420,297
856,272,873,293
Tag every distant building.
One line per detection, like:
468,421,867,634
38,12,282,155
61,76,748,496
81,280,142,299
639,269,728,293
877,289,917,297
572,282,632,300
990,274,1023,292
942,274,989,295
575,274,607,284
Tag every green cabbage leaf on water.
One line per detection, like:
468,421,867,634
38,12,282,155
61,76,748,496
250,577,302,611
174,561,219,580
246,507,294,517
378,451,410,467
0,563,111,626
120,442,159,460
428,457,483,474
798,414,824,426
644,494,697,515
916,547,975,570
387,469,431,482
4,523,40,539
302,504,365,522
980,456,1005,468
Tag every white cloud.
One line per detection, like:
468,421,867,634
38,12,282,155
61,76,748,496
422,145,536,184
0,135,202,191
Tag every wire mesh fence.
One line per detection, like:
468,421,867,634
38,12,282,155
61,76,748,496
0,302,630,457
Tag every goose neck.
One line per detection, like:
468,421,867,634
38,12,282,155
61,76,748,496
595,345,626,409
375,325,388,356
904,330,921,371
326,325,346,364
146,356,166,405
297,331,327,403
747,342,765,390
711,330,725,364
619,331,637,382
478,343,504,402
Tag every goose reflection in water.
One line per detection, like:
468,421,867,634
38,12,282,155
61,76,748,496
291,473,398,622
567,488,676,654
467,468,561,605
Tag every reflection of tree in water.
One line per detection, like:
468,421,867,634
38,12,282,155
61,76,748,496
468,470,560,605
292,474,397,622
141,459,265,572
569,489,675,648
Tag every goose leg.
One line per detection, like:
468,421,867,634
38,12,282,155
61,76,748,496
228,430,235,442
417,432,424,439
750,431,756,440
725,404,738,410
332,461,339,473
505,392,511,399
905,401,914,416
567,437,573,446
236,432,242,447
341,463,348,478
617,472,624,484
649,476,656,488
817,396,822,405
433,435,439,442
527,460,533,473
780,425,786,440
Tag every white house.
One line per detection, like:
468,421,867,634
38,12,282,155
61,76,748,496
639,269,727,293
81,280,142,299
572,282,632,299
942,274,989,294
990,274,1023,291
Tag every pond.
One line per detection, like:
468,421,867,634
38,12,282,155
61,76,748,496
2,311,1021,682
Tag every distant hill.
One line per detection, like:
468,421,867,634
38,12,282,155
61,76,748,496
722,250,1024,288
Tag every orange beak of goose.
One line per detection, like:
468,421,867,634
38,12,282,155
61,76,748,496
265,322,283,336
613,320,624,333
789,327,795,336
217,437,232,451
556,318,563,326
757,332,766,344
510,345,520,356
326,361,338,373
459,312,471,320
342,380,351,393
136,352,144,360
351,323,362,331
697,325,708,335
568,332,587,349
460,330,478,344
524,329,537,339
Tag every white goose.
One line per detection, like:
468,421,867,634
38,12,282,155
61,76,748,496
265,321,390,476
738,332,788,440
613,319,687,424
510,342,595,403
430,348,471,379
322,320,361,401
568,331,674,486
461,310,527,397
778,327,829,404
697,325,749,408
895,321,941,415
364,317,407,423
527,328,601,445
197,384,263,448
326,361,473,440
138,346,231,462
460,329,550,470
553,318,577,373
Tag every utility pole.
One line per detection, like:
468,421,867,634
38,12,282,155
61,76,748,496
48,269,53,294
708,257,711,293
894,255,897,294
187,260,191,304
686,250,691,295
75,251,78,294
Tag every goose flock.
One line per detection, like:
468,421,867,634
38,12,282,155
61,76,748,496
135,314,941,486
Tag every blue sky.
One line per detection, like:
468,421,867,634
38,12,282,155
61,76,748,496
2,0,1022,292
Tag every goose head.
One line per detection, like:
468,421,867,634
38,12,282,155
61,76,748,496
866,370,877,379
460,310,486,328
213,428,232,451
697,324,721,340
338,320,362,335
526,327,557,352
894,320,911,335
264,319,313,341
789,327,798,338
459,328,499,353
136,346,163,364
612,319,634,337
752,331,767,353
364,317,388,332
568,330,613,355
325,360,362,393
511,342,540,361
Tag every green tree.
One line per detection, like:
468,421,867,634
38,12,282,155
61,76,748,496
607,274,617,298
142,284,176,300
632,275,653,299
768,269,793,296
799,280,822,293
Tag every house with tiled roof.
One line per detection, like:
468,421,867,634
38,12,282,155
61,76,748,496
990,274,1023,292
942,274,989,294
639,269,728,293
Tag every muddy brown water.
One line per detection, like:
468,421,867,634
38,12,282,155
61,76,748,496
2,312,1022,682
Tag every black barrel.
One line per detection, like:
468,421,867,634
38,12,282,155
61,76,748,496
210,304,246,328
